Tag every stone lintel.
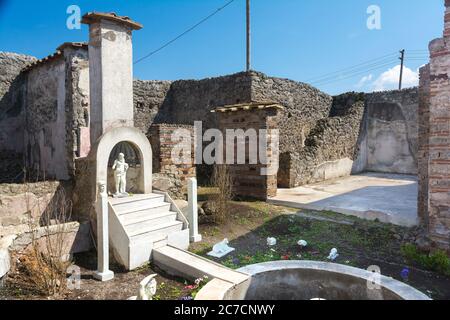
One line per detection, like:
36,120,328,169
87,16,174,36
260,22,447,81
81,12,143,30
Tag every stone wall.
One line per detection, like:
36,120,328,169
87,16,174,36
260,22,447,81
134,80,172,134
0,52,36,155
136,71,333,154
355,88,419,175
24,55,68,180
153,72,253,129
62,45,90,173
249,72,333,154
279,93,365,188
0,181,61,238
279,89,419,188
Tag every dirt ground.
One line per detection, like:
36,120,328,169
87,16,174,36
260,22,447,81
2,197,449,300
0,251,191,301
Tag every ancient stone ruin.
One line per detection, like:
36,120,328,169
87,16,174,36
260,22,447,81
0,2,449,291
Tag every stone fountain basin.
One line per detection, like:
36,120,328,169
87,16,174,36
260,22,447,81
196,261,431,300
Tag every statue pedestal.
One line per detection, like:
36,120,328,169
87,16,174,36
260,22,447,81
93,270,114,282
113,192,130,199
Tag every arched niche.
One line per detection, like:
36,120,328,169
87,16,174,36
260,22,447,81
90,127,152,196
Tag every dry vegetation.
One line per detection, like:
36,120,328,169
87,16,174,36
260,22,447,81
210,165,233,224
8,185,74,297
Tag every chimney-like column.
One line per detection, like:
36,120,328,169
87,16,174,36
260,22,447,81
81,13,142,144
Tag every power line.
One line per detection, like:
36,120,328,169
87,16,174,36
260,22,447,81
313,61,398,86
305,52,398,82
309,58,398,85
134,0,236,65
307,49,430,87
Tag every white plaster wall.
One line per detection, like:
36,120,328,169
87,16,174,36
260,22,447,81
26,59,69,180
88,21,134,143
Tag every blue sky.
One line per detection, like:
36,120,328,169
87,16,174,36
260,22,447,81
0,0,444,95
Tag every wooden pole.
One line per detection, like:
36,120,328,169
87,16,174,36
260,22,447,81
399,49,405,90
246,0,251,71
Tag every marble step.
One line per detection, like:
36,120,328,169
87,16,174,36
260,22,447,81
113,196,167,214
118,203,171,221
128,221,183,242
123,211,178,229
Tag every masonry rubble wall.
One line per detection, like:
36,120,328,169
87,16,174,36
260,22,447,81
0,52,36,155
279,93,366,188
0,52,36,182
0,52,421,198
279,89,420,188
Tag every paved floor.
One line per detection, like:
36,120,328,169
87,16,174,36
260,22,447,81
268,173,418,227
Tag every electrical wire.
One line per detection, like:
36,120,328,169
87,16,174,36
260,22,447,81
312,61,398,86
134,0,236,65
310,58,399,85
305,52,398,82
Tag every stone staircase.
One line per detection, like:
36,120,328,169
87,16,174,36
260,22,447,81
108,193,189,270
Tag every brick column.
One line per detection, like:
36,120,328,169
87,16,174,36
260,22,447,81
213,103,282,200
148,124,196,195
420,0,450,250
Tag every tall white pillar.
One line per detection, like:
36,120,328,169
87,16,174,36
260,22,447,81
188,178,202,242
81,13,143,145
93,181,114,281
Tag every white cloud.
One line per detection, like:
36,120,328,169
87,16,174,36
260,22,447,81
355,74,373,88
372,65,419,91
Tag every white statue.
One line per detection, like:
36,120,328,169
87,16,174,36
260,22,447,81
112,153,129,197
267,237,277,246
297,240,308,247
327,248,339,261
128,274,158,301
207,238,235,258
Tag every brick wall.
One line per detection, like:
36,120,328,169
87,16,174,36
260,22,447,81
215,104,281,200
148,124,196,195
418,64,431,227
419,0,450,250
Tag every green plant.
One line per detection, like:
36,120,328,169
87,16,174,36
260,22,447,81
183,276,209,299
401,244,450,276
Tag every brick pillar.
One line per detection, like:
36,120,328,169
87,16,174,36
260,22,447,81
148,124,196,195
421,0,450,250
214,103,282,200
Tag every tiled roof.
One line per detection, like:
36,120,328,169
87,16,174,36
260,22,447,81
81,12,143,30
21,42,87,73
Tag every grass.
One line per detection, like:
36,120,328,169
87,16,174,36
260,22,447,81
401,244,450,276
191,194,450,299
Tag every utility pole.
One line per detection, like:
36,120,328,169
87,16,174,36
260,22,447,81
246,0,251,72
399,49,405,90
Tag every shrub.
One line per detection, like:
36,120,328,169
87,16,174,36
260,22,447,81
401,244,450,276
10,186,73,297
210,165,233,224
